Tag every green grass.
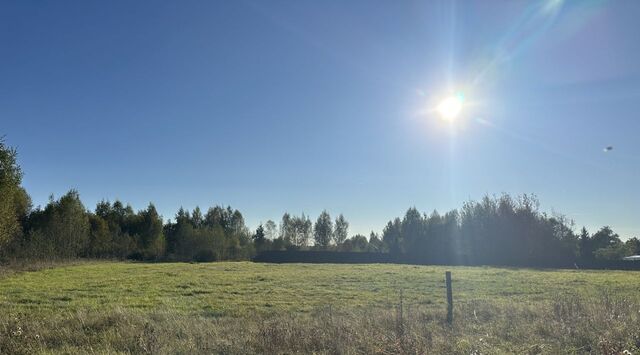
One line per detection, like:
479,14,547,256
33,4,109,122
1,261,640,354
2,261,639,317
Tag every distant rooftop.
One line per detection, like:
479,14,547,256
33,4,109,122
622,255,640,261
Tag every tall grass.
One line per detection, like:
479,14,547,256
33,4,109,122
2,292,639,354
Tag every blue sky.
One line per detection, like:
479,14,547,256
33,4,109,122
2,0,639,238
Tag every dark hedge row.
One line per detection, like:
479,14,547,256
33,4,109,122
252,250,640,270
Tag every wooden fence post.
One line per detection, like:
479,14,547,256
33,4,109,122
445,271,453,325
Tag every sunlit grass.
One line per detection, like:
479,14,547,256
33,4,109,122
1,262,640,353
1,261,639,317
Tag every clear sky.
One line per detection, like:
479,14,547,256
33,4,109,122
2,0,639,238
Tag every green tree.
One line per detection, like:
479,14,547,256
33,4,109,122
382,218,403,254
280,213,311,248
368,231,385,252
87,214,112,257
94,200,136,259
401,207,424,252
594,243,626,260
588,226,621,261
0,138,30,252
578,227,590,259
313,210,333,248
264,220,278,240
280,213,294,245
333,214,349,245
625,237,640,255
25,190,90,258
339,234,369,252
292,213,312,248
191,206,203,228
252,224,267,252
133,203,165,260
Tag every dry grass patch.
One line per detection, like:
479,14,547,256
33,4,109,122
1,262,640,353
1,294,639,354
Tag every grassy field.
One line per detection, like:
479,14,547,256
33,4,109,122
1,261,639,354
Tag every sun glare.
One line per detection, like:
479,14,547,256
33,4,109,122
437,95,463,120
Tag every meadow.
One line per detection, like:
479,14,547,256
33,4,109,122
1,261,639,354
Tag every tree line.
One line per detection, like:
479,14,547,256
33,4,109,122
1,137,638,265
380,195,639,266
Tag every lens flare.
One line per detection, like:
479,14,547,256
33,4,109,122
437,95,464,120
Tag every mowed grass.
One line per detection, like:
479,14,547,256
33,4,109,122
1,261,639,317
2,262,640,354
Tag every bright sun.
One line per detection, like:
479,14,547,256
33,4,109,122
436,95,463,120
